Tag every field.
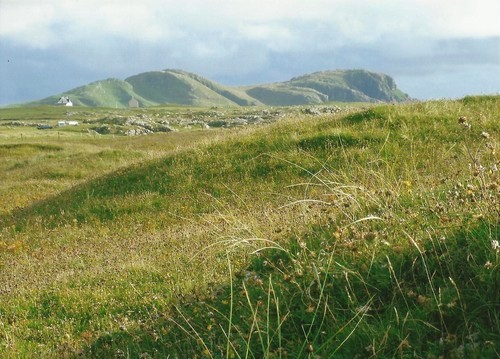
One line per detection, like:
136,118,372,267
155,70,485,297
0,97,498,358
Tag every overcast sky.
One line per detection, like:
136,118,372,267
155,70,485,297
1,0,499,105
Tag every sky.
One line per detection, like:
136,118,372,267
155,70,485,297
0,0,499,105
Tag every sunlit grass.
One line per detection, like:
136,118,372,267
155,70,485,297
0,97,498,357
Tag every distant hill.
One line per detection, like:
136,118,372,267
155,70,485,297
245,70,409,105
125,70,260,107
25,69,410,108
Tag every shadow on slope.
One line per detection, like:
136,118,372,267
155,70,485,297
80,220,499,358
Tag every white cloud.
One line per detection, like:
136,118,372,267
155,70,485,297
2,0,499,50
75,3,167,42
237,24,294,51
0,2,57,48
411,0,500,38
0,0,173,47
1,0,499,104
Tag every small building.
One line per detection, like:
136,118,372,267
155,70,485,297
58,120,79,127
57,96,73,107
128,97,139,108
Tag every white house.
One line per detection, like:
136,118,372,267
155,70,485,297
57,120,79,127
57,96,73,106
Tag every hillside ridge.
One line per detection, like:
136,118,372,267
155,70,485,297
25,68,411,108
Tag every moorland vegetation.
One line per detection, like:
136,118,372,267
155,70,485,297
0,96,498,358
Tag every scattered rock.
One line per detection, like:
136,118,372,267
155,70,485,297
303,107,321,115
302,106,342,115
125,128,153,136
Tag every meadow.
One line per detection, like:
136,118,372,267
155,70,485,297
0,97,498,358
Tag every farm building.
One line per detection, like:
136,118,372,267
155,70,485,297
57,96,73,106
129,97,139,108
57,121,79,127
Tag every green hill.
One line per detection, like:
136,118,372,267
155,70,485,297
26,78,156,108
288,69,410,102
125,69,261,107
24,69,410,107
244,69,410,105
245,84,329,106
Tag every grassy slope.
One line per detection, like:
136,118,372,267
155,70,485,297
20,69,410,108
175,70,263,106
0,96,498,357
125,70,247,107
246,69,411,105
244,84,329,106
25,79,157,108
289,69,410,102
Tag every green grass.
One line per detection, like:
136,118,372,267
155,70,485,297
0,96,498,357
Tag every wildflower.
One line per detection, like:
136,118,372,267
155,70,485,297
492,240,500,252
407,290,417,298
417,295,428,305
473,164,486,176
484,261,493,269
244,271,263,286
446,300,457,308
481,131,490,139
459,120,472,129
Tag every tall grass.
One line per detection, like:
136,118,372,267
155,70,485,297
0,97,498,357
155,98,498,358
